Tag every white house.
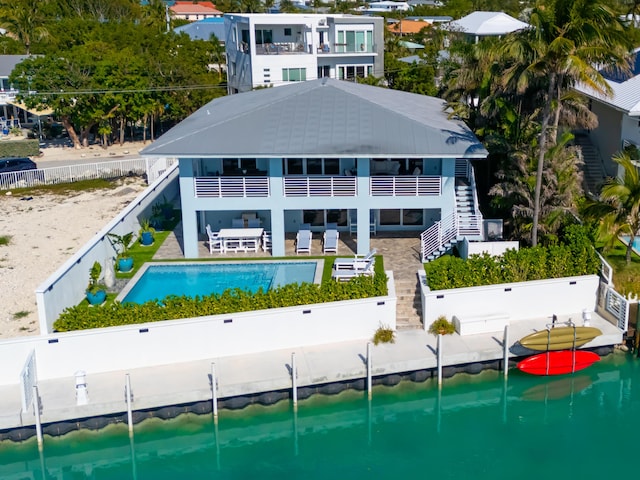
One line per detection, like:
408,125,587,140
574,47,640,176
224,13,384,94
141,79,488,260
445,11,529,43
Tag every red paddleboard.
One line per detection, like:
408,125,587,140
517,350,600,376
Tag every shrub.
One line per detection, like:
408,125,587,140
373,324,395,345
0,139,39,157
428,315,455,335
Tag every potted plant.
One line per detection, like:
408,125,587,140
108,232,134,272
86,261,107,305
138,218,155,246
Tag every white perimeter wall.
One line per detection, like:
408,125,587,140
0,275,396,386
419,274,600,330
458,239,519,259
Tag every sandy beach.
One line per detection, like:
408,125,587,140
0,142,149,338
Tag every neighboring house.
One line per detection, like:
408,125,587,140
170,1,222,21
358,1,410,14
445,11,529,43
224,13,384,93
388,19,431,36
398,40,424,52
574,47,640,176
140,79,488,260
174,17,225,42
0,55,29,102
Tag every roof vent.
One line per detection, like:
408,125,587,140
321,77,328,85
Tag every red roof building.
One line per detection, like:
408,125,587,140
170,1,223,21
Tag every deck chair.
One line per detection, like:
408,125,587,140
323,228,339,253
247,218,261,228
205,224,223,253
333,248,377,270
332,258,375,281
232,218,245,228
296,229,312,254
262,230,272,252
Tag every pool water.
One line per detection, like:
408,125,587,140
120,262,318,304
1,353,637,479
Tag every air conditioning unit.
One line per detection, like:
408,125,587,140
318,19,326,25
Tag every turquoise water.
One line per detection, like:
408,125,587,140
1,353,636,479
622,235,640,252
122,262,317,304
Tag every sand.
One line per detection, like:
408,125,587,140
0,142,149,338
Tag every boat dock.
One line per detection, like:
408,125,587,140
0,313,622,441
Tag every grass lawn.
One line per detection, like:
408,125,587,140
603,240,640,297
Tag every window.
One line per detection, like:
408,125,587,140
284,28,292,36
285,158,303,175
255,29,273,44
283,68,306,82
284,158,341,175
380,209,424,226
336,29,373,53
318,65,330,78
338,64,372,80
303,210,348,227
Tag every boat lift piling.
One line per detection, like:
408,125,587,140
32,385,43,451
366,342,372,400
291,352,298,410
437,334,443,388
211,363,218,422
503,325,509,377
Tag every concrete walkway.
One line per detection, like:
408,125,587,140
0,313,622,431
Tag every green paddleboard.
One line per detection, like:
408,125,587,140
518,326,602,351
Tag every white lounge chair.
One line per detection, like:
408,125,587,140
323,229,339,253
205,224,223,253
296,229,312,254
332,258,375,281
333,249,377,270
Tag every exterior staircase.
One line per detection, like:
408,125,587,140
574,133,607,197
456,179,482,237
394,277,423,330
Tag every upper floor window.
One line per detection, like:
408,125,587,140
255,29,273,44
284,158,340,175
284,28,292,36
336,29,373,53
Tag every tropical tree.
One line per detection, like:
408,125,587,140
584,153,640,265
500,0,632,246
0,0,50,54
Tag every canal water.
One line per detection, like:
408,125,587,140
0,352,634,479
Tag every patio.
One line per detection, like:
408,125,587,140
153,224,424,330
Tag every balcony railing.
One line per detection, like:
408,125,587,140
194,177,269,198
370,176,441,196
284,176,356,197
256,42,309,55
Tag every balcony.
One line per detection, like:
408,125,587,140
284,176,356,197
318,43,377,55
256,42,310,55
195,177,269,198
370,176,441,196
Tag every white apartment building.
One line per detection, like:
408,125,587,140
224,13,384,93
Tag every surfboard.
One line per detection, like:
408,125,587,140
517,350,600,376
518,326,602,351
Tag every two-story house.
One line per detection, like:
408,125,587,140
224,13,384,94
141,79,488,260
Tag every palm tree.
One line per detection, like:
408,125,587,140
0,0,50,54
585,153,640,265
501,0,632,246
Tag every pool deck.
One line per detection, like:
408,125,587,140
0,312,622,433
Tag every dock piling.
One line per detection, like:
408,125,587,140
291,352,297,409
211,363,218,421
367,342,372,400
125,374,133,436
32,385,43,451
437,334,443,388
503,325,509,377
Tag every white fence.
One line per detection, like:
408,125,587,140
195,176,270,197
3,274,396,385
284,176,357,197
35,164,180,333
0,157,176,190
370,176,441,196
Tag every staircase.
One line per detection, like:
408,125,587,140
394,277,423,330
456,179,482,236
574,133,607,197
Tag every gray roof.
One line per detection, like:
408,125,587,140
0,55,31,78
174,18,225,41
141,79,487,158
574,47,640,116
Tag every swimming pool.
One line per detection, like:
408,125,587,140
117,261,322,304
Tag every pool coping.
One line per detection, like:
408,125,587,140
115,259,325,303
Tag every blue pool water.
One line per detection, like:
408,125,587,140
1,354,638,479
621,235,640,251
121,262,318,304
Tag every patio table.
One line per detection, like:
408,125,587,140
218,228,264,253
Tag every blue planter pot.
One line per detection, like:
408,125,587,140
118,257,134,273
140,231,154,246
86,290,106,306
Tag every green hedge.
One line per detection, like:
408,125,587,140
424,224,600,290
0,139,40,158
54,271,389,332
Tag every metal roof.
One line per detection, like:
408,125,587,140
0,55,31,78
575,48,640,116
174,17,225,41
141,79,488,158
447,11,529,36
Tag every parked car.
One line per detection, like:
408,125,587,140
0,157,38,174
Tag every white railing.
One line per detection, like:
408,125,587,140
0,158,174,190
454,158,471,178
421,211,458,262
605,287,629,331
597,252,614,286
458,214,483,236
370,176,441,196
461,162,483,236
283,176,356,197
194,177,270,197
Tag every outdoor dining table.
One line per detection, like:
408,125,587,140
217,228,264,253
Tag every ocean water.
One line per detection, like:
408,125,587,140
0,352,635,479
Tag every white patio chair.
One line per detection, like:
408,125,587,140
331,258,375,281
205,224,223,253
333,248,377,270
296,229,312,254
